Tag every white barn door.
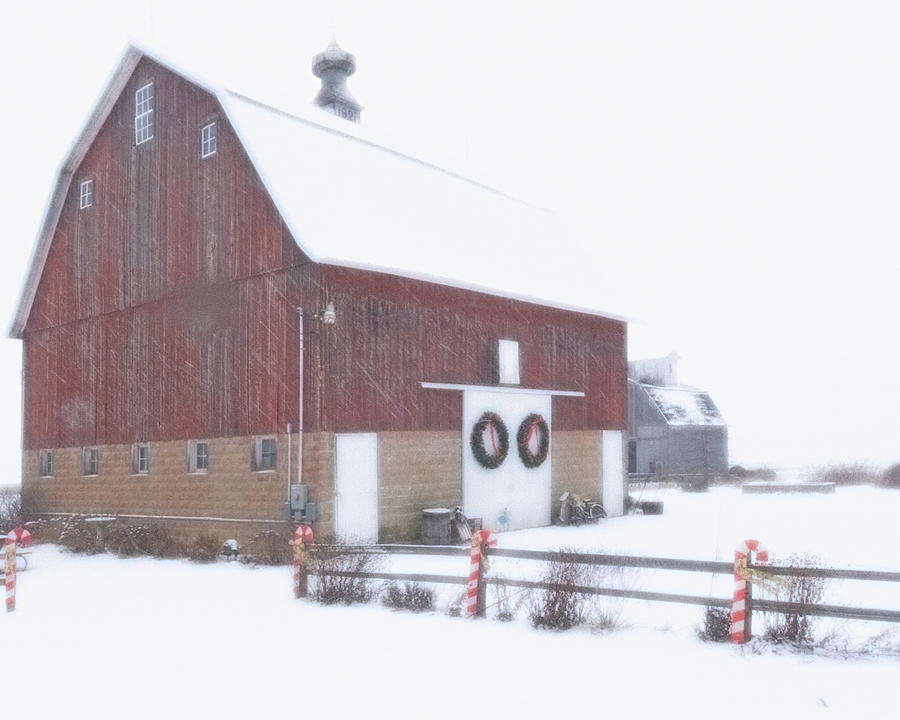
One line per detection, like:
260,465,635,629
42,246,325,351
335,433,379,543
463,390,552,532
602,430,625,517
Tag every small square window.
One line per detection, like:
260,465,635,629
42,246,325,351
201,122,217,158
188,440,209,473
253,436,277,472
82,447,99,476
135,82,154,145
39,449,53,477
79,179,93,209
132,443,149,474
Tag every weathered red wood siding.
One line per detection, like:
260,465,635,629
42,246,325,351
319,265,627,433
22,56,626,452
22,58,319,450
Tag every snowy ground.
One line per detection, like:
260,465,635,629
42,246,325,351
4,486,899,719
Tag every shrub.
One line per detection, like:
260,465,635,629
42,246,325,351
106,522,180,558
310,546,381,605
728,465,748,478
242,530,293,566
697,606,732,642
382,582,436,613
491,577,526,622
186,534,222,563
58,516,103,554
815,464,876,486
0,486,23,534
883,463,900,488
527,548,596,631
763,553,829,646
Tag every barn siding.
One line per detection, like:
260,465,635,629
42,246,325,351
320,264,627,433
21,57,627,467
22,58,319,450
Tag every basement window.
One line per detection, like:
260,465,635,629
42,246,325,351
132,443,150,475
82,447,100,476
39,449,53,477
253,436,277,472
200,121,217,158
79,178,93,209
188,440,209,473
134,82,154,145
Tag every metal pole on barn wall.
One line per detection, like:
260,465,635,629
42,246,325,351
4,532,16,612
291,524,315,599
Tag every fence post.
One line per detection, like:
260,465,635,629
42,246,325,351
467,530,497,618
4,532,16,613
290,524,315,599
731,539,769,643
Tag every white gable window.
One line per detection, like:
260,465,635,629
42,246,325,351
201,121,217,158
79,178,93,209
498,339,520,385
134,82,154,145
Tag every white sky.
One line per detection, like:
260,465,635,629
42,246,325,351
1,1,898,479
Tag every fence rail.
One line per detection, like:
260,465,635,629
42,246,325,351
304,542,900,633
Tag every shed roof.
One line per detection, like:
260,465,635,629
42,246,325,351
642,384,725,426
10,45,627,338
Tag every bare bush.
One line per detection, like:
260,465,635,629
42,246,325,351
382,582,436,613
105,522,181,558
58,516,103,554
185,534,222,563
815,464,877,486
883,463,900,488
242,530,293,565
310,547,382,605
0,487,23,534
491,578,526,622
697,606,732,642
527,548,597,631
763,553,829,645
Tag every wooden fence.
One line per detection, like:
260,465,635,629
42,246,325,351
303,543,900,633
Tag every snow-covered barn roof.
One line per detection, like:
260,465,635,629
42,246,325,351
10,44,627,338
642,384,725,426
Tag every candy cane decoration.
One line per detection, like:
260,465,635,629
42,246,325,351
466,529,497,617
731,538,769,643
290,524,315,599
8,527,33,547
4,531,17,613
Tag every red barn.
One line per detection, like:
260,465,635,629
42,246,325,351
11,44,628,543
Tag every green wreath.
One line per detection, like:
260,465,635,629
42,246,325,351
470,411,509,469
517,413,550,468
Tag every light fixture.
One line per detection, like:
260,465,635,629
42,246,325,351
319,301,336,325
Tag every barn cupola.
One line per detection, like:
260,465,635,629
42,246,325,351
312,39,362,123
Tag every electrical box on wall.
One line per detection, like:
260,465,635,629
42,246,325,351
289,484,317,522
290,484,308,512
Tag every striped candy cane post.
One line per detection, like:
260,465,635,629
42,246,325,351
731,538,769,643
291,524,315,599
4,531,17,613
466,530,497,617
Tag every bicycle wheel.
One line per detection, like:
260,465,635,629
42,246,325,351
587,503,606,520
